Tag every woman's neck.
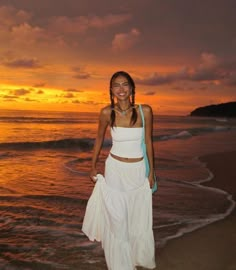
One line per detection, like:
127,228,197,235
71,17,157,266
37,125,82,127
115,101,132,116
116,101,131,110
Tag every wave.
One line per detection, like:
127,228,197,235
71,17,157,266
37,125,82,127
156,125,233,141
0,152,16,159
0,125,234,151
0,194,87,205
0,138,95,151
0,116,97,124
155,160,236,248
215,118,228,122
0,186,18,194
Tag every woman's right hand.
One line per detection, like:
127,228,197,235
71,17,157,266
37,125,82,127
90,168,98,183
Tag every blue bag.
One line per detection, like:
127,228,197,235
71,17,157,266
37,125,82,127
139,104,158,193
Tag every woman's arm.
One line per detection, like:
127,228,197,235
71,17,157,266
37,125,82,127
143,104,155,188
90,107,110,181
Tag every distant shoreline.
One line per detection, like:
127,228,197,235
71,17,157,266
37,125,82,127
190,101,236,117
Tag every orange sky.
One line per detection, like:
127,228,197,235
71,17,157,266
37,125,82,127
0,1,235,115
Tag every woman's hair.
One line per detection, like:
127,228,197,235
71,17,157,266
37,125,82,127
109,71,137,127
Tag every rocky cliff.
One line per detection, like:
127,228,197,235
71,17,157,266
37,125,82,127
190,102,236,117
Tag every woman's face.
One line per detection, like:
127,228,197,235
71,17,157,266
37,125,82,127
111,75,132,101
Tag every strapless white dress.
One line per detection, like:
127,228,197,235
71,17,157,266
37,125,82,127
82,127,156,270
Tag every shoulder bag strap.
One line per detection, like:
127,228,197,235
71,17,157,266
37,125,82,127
139,104,145,140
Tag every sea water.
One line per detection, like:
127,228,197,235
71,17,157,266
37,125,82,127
0,109,236,269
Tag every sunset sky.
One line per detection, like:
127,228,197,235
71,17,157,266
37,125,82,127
0,0,235,115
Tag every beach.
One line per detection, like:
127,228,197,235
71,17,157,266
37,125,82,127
1,110,236,269
156,150,236,270
70,150,236,270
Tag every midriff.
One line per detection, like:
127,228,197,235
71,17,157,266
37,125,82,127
110,153,143,163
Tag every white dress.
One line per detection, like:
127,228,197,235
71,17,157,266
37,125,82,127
82,127,156,270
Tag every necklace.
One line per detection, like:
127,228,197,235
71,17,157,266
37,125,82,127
116,104,132,116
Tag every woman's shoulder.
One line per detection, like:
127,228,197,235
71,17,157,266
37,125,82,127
99,105,111,121
100,105,112,114
139,104,153,114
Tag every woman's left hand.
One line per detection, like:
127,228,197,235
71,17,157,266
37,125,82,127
148,174,155,189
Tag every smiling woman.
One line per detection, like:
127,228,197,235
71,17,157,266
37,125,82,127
82,70,156,270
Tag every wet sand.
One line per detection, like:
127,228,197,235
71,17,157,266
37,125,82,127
156,151,236,270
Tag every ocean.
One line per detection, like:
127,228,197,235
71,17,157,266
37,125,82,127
0,109,236,269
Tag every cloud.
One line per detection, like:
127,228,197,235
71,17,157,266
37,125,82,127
49,13,131,34
135,69,187,85
72,67,91,79
136,52,236,87
63,92,74,98
136,73,173,85
73,73,90,79
0,5,31,28
11,88,31,96
10,23,47,44
37,89,44,94
224,72,236,86
199,52,219,68
72,100,103,105
190,52,221,81
144,91,156,96
3,57,41,68
33,82,46,88
24,97,37,102
112,28,141,51
65,88,83,92
72,100,81,104
2,95,18,100
0,6,49,46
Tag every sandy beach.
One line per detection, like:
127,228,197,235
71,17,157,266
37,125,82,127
156,151,236,270
1,109,236,269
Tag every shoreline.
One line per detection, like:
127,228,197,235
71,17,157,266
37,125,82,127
156,150,236,270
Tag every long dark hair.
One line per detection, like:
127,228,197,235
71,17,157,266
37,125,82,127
109,71,137,127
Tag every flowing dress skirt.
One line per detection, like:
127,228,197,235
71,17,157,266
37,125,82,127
82,155,156,270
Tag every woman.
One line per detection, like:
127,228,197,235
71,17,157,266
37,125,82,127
82,71,156,270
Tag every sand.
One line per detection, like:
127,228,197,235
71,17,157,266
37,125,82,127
156,151,236,270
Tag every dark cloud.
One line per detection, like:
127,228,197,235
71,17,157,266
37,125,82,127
48,13,131,34
37,89,44,94
224,72,236,86
72,100,103,105
171,85,208,91
65,88,83,92
11,88,31,96
136,53,236,87
1,1,235,63
24,97,37,102
136,73,176,86
63,92,74,98
0,0,140,18
33,82,45,87
143,91,156,96
3,58,41,68
0,0,235,112
0,5,31,27
72,99,80,104
71,66,91,79
84,100,104,105
2,94,18,99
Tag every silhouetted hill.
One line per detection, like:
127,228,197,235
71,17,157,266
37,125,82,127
190,102,236,117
